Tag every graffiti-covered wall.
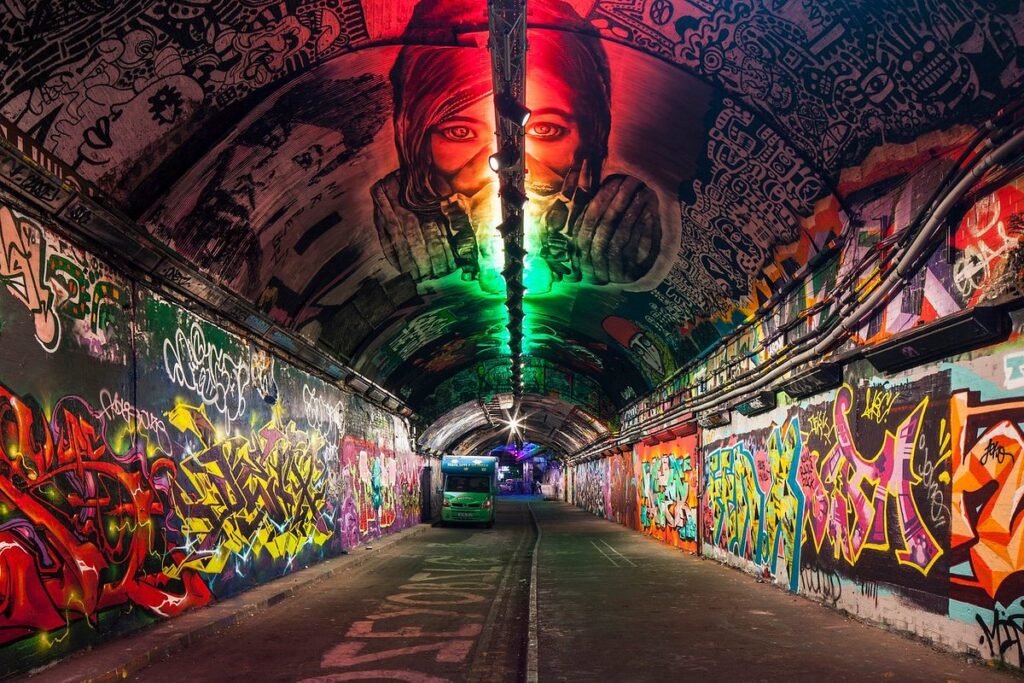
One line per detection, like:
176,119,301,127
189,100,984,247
699,320,1024,668
635,436,699,551
947,348,1024,665
571,435,699,552
625,163,1024,430
703,373,948,597
566,160,1024,668
559,165,1024,667
571,314,1024,669
0,204,425,675
573,458,607,519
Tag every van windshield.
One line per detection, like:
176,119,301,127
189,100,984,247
446,476,491,493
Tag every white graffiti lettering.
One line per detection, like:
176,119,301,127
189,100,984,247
97,388,173,454
163,321,250,420
303,383,346,440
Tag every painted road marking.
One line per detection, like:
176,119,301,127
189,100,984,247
303,556,500,682
464,523,532,683
590,540,620,567
303,515,532,683
597,539,637,567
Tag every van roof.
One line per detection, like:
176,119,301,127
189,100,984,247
441,455,497,475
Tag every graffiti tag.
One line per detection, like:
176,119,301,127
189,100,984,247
860,386,899,424
97,387,173,454
303,383,347,440
163,321,251,420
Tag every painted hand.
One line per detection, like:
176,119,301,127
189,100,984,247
538,197,581,283
372,173,457,281
571,174,661,285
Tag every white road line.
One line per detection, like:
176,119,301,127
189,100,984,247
465,514,531,683
596,539,632,566
527,502,541,683
590,540,620,567
598,539,637,567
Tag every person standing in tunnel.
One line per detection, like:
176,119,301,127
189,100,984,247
372,0,662,293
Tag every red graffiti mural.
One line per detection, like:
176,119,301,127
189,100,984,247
0,383,210,645
951,179,1024,309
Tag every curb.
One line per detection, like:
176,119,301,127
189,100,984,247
526,502,541,683
30,524,431,683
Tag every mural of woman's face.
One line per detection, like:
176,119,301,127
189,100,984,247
377,24,635,292
428,93,495,200
425,47,583,203
525,64,582,196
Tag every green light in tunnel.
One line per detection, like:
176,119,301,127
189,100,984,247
522,298,541,356
479,226,507,297
519,209,554,363
492,211,524,393
522,207,552,296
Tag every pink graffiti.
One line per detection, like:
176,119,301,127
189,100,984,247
811,386,942,575
798,452,829,551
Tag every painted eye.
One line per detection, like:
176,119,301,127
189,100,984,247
437,125,476,141
528,122,567,139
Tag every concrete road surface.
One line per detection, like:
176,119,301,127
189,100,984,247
533,502,1010,683
128,501,529,682
32,498,1014,682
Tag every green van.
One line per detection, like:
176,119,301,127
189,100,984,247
440,455,498,527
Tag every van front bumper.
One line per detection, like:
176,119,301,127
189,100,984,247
442,507,493,523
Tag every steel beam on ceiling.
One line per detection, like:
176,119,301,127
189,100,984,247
487,0,528,401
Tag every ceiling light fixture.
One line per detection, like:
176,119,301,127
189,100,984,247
496,94,531,127
489,146,519,172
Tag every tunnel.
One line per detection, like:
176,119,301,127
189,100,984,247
1,0,1024,679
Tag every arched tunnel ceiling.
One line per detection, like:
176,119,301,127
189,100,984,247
3,0,1023,443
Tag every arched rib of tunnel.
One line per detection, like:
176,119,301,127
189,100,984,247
2,0,1024,678
419,394,609,458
